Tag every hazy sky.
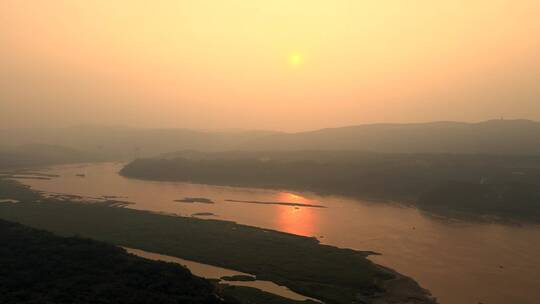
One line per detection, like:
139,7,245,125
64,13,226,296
1,0,540,131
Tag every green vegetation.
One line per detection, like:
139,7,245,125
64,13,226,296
417,181,540,220
0,178,41,202
0,178,435,304
0,219,226,304
0,201,383,303
120,152,540,222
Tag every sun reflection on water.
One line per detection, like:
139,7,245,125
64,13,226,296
275,192,319,237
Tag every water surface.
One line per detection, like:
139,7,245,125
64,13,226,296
16,163,540,304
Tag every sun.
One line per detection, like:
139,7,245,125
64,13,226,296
288,52,304,67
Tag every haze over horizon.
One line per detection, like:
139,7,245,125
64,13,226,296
2,0,540,131
2,3,540,304
1,118,538,134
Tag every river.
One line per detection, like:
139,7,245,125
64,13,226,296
124,248,320,302
15,162,540,304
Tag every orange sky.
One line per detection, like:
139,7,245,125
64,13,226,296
1,0,540,131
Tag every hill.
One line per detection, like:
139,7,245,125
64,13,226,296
241,120,540,155
2,120,540,159
0,126,282,159
0,144,103,170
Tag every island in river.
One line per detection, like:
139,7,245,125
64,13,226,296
0,177,436,304
176,197,216,204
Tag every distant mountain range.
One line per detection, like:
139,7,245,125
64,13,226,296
240,119,540,155
0,144,102,169
2,119,539,157
0,126,281,159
